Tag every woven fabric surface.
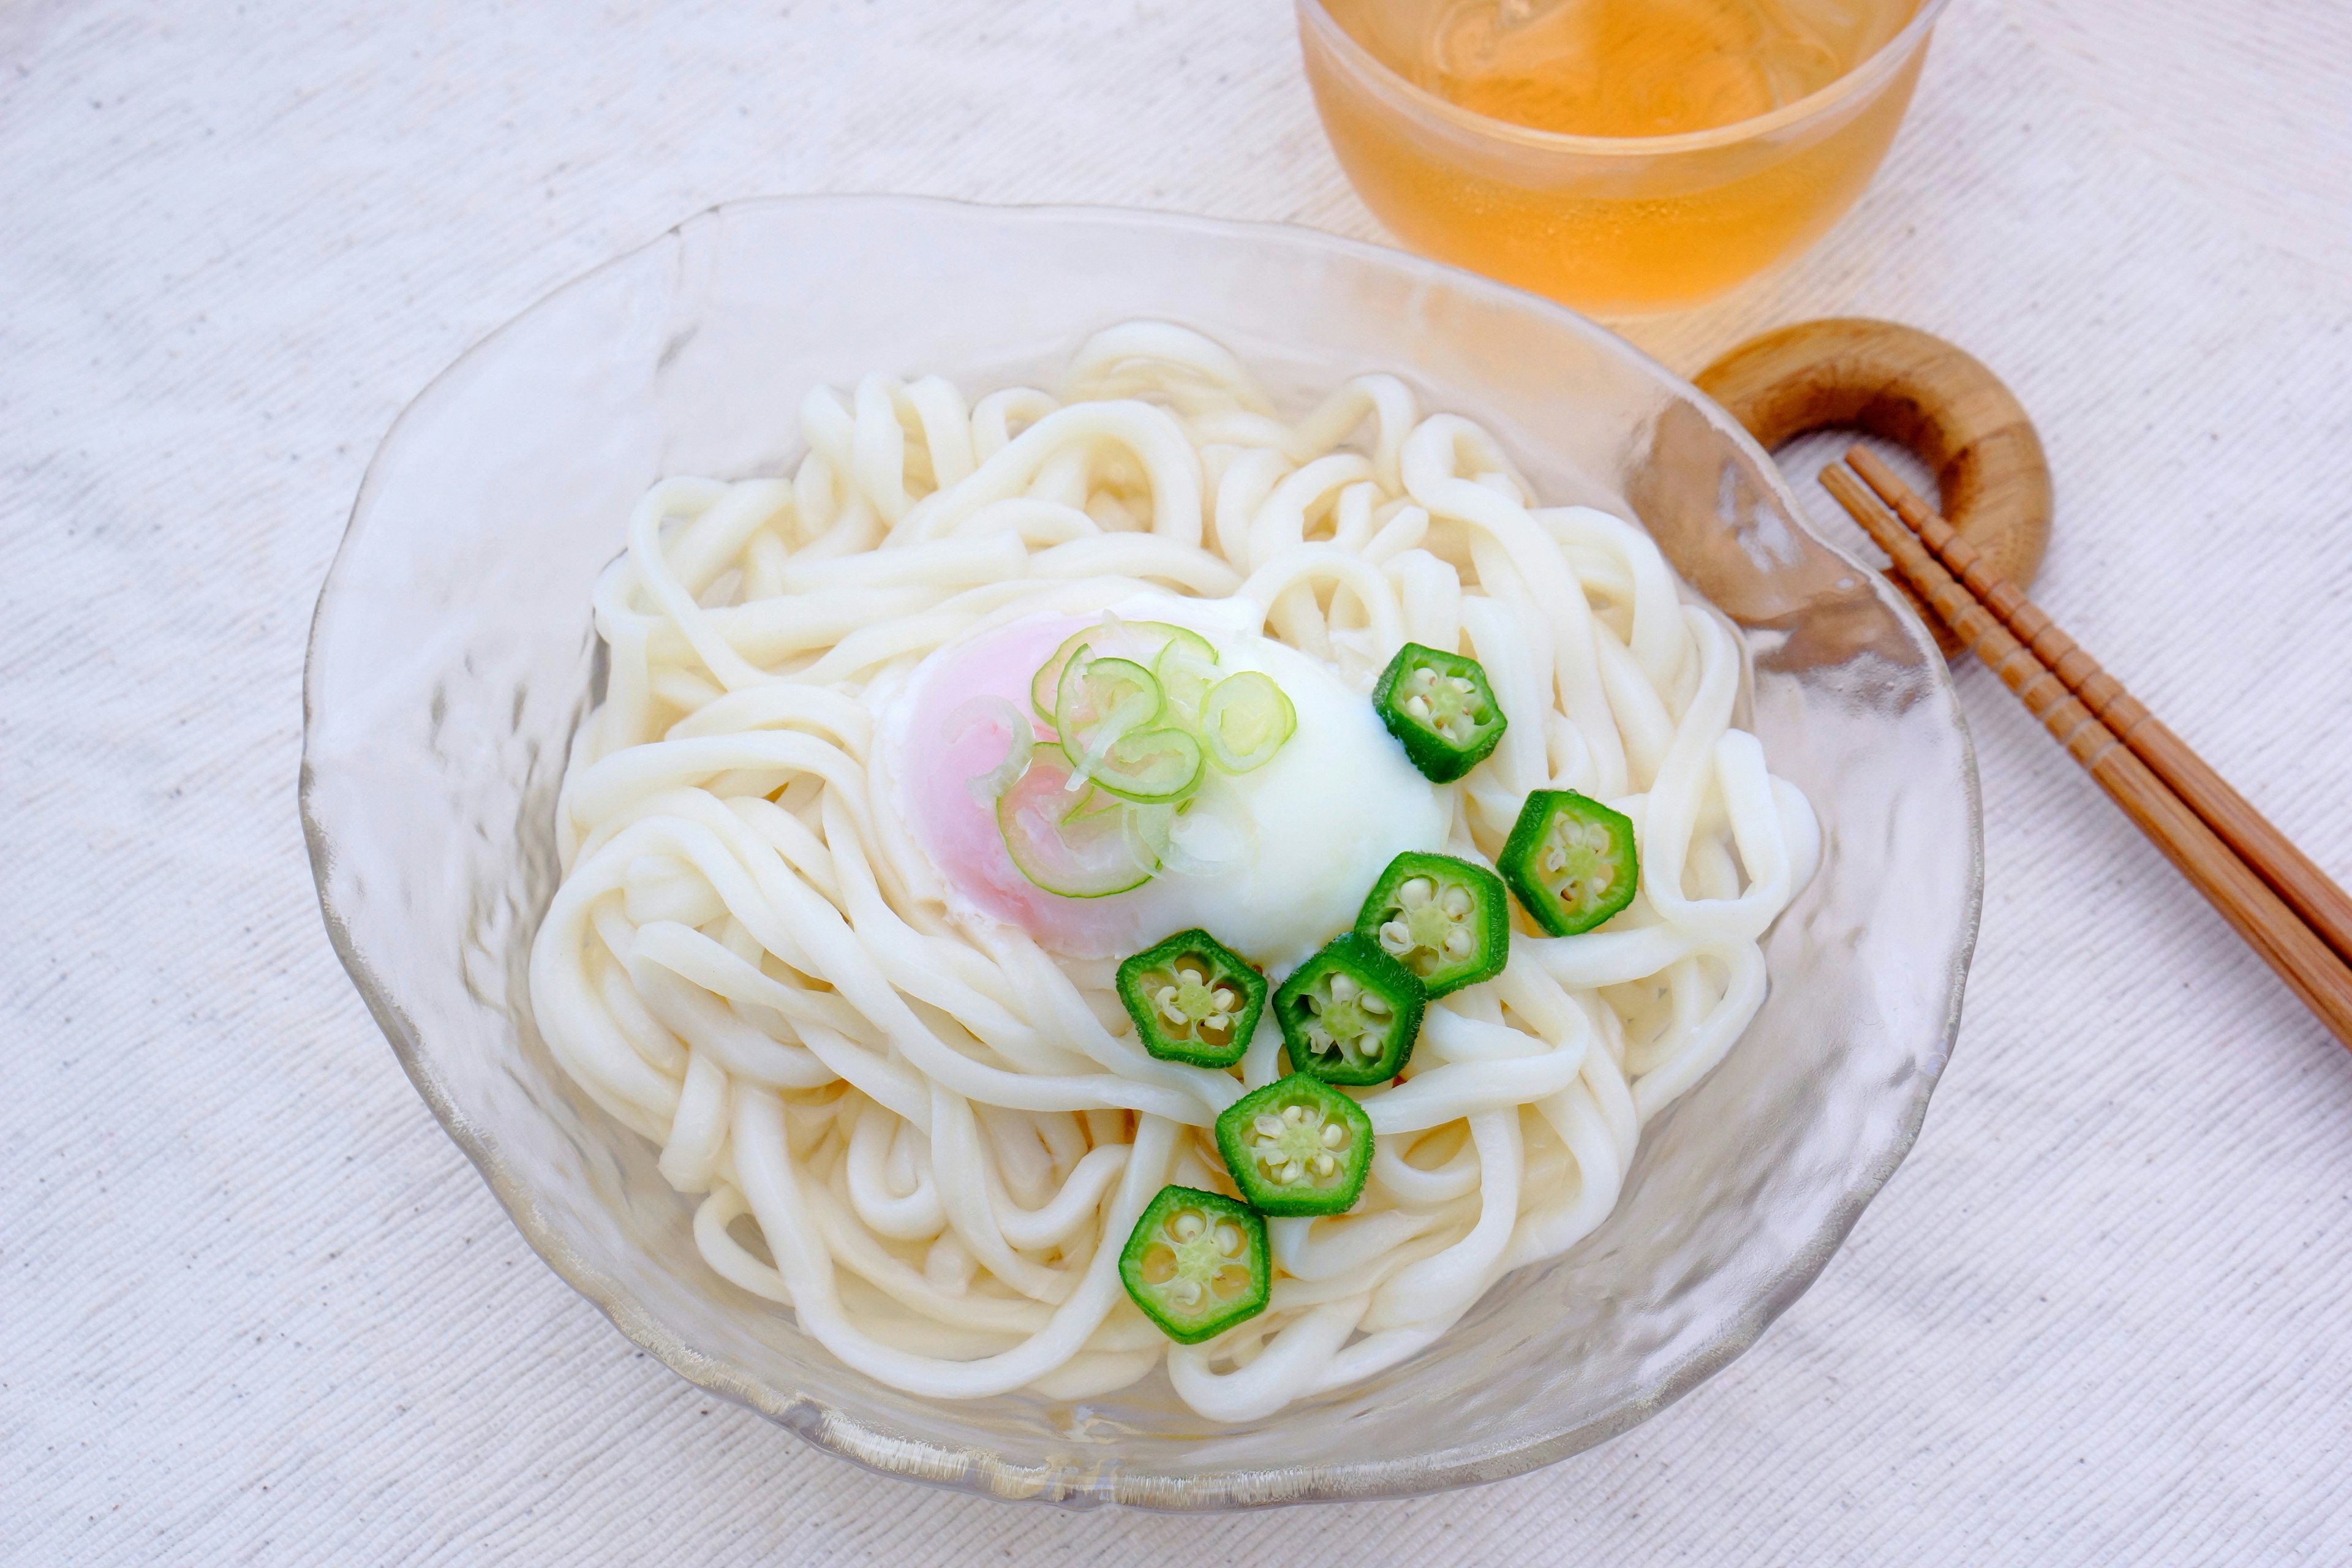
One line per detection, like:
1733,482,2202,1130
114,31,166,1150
6,0,2350,1560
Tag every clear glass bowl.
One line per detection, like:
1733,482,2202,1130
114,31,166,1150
1298,0,1953,317
301,196,1980,1509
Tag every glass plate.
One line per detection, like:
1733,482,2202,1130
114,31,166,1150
301,195,1980,1509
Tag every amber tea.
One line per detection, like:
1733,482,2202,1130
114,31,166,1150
1303,0,1932,315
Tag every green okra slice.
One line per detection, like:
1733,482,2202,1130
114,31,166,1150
1353,850,1510,998
1115,929,1268,1069
1273,931,1427,1087
1499,789,1640,937
1118,1185,1270,1344
1371,642,1508,783
1215,1074,1374,1218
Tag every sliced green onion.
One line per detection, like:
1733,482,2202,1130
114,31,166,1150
1119,797,1177,872
1031,628,1102,728
1031,618,1215,725
997,744,1161,897
943,695,1035,804
1140,790,1254,878
1199,672,1297,775
1152,638,1222,730
1086,726,1205,804
1057,654,1161,790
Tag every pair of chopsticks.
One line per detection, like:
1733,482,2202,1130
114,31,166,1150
1820,450,2352,1051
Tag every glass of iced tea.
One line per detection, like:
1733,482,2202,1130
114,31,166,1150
1299,0,1950,317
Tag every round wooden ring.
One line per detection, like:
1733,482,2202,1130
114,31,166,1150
1694,317,2052,656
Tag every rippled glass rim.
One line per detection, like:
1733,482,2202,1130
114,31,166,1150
300,194,1981,1510
1297,0,1954,156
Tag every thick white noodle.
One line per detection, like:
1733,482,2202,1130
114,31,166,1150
527,323,1820,1421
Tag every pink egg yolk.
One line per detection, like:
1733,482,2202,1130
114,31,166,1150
895,614,1120,954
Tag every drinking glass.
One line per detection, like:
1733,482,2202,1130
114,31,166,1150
1298,0,1951,317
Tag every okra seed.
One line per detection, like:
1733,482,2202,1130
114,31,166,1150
1172,1211,1205,1242
1171,1278,1203,1306
1313,1153,1337,1177
1399,877,1435,908
1329,974,1359,1003
1441,886,1471,917
1214,1223,1243,1255
1254,1114,1284,1139
1320,1123,1346,1148
1444,929,1473,958
1284,1104,1306,1125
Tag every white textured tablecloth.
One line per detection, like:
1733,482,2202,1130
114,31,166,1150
9,0,2352,1559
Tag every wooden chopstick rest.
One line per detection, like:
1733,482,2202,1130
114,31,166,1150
1844,447,2352,976
1820,464,2352,1051
1698,318,2052,656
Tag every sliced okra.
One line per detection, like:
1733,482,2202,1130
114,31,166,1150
1371,643,1507,783
1118,1185,1270,1344
1273,931,1426,1087
1116,929,1267,1069
1354,850,1510,998
1499,790,1639,937
1215,1074,1374,1218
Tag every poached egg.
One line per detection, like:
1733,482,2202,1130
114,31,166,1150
886,594,1447,974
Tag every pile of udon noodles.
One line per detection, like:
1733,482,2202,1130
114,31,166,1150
529,322,1819,1423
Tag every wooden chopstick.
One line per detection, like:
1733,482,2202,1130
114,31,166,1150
1845,447,2352,974
1817,459,2352,1051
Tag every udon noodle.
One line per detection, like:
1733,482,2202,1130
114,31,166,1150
528,323,1819,1421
